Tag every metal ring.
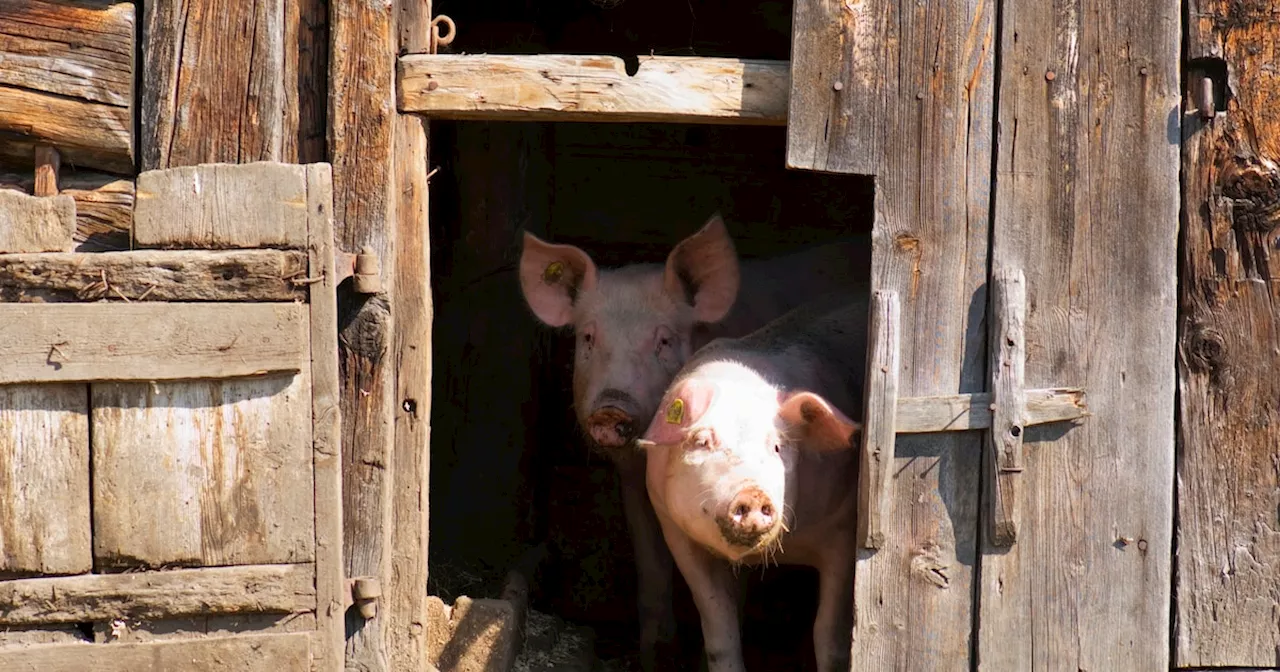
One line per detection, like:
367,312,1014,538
431,14,456,51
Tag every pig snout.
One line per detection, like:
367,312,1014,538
716,487,779,549
586,405,636,448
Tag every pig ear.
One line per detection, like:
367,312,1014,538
519,232,598,327
663,213,740,324
640,378,718,447
778,391,861,452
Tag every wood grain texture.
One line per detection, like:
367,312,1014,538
0,0,135,174
398,54,788,125
140,0,291,169
33,145,58,196
858,290,899,550
0,189,75,253
0,250,307,303
388,110,433,671
2,171,137,252
133,163,310,249
0,632,312,671
91,373,314,569
788,0,997,666
895,388,1087,434
330,0,397,668
986,268,1027,547
0,563,316,624
0,384,90,576
1176,1,1280,664
979,0,1180,669
0,303,307,383
304,162,345,672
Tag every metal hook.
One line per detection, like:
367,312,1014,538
430,14,456,53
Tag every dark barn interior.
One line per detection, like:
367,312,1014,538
426,0,875,668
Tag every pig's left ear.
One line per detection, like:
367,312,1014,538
778,391,861,452
637,377,718,448
663,213,741,324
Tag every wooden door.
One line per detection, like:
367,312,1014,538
0,161,344,671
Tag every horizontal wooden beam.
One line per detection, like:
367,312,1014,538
895,387,1087,434
1,172,135,252
397,54,789,125
0,564,315,625
0,632,311,670
0,250,309,302
0,190,75,253
0,302,307,383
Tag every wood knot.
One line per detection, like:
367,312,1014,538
1187,325,1227,373
1221,159,1280,233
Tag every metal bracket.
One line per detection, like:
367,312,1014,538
345,576,382,619
335,245,382,294
856,269,1090,550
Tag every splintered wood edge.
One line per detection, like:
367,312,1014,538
858,290,900,550
397,54,789,125
305,161,345,672
0,564,315,625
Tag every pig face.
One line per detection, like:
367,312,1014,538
637,363,860,563
519,214,741,451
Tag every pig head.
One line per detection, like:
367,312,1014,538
519,213,741,454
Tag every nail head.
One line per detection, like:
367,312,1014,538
1045,70,1056,81
833,81,844,91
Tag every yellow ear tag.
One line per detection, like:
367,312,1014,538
665,398,685,425
543,261,564,284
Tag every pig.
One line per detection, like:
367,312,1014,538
635,290,870,672
518,213,868,670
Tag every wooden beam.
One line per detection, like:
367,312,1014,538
0,302,307,383
788,0,997,666
397,54,789,125
1176,1,1280,665
133,163,311,249
305,162,346,672
0,384,91,576
980,0,1180,668
0,250,308,302
0,632,311,671
0,0,135,174
330,0,397,668
894,388,1086,434
0,190,75,253
0,171,135,252
985,268,1027,547
33,145,59,197
0,564,316,625
858,290,900,550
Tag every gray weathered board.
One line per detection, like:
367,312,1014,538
0,190,76,254
787,0,997,666
980,1,1180,670
0,161,344,672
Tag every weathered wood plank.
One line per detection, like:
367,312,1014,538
0,250,308,302
0,0,135,174
0,564,316,625
398,54,788,125
0,0,135,106
0,632,312,671
0,384,90,576
1,171,136,252
858,290,899,550
895,388,1087,434
91,373,314,569
788,0,996,666
389,100,433,672
134,163,310,249
1176,1,1280,664
0,189,74,253
33,145,58,196
0,303,306,384
304,162,345,672
331,0,397,667
140,0,290,169
986,268,1027,547
979,0,1180,669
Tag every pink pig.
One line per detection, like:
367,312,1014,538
636,292,869,672
519,214,867,670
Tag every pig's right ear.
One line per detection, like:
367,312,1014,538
638,378,718,448
663,213,741,324
519,232,598,327
779,391,861,452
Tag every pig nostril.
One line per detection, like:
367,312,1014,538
733,504,749,519
761,503,773,518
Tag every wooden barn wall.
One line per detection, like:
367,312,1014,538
1176,0,1280,666
981,1,1180,670
788,0,996,667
